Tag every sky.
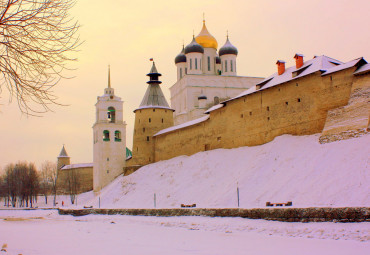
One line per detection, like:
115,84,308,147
0,0,369,170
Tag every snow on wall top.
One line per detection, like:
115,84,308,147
154,115,209,136
61,163,93,170
354,63,370,75
322,57,365,76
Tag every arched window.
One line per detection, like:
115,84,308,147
115,130,121,142
231,60,233,72
214,96,220,105
180,68,182,78
107,107,116,123
103,130,110,141
190,59,192,70
195,58,198,69
207,56,210,71
225,61,228,72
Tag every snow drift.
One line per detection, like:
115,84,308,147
86,134,369,209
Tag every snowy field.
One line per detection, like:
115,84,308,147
0,209,369,255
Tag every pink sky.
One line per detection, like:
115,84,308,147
0,0,369,170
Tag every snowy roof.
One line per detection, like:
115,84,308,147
135,83,173,112
61,163,93,170
154,115,209,136
204,104,224,114
58,145,69,158
354,63,370,75
322,57,366,76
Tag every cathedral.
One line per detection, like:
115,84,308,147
56,18,370,193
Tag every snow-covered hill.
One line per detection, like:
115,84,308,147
86,134,369,209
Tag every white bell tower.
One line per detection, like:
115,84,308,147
93,66,126,192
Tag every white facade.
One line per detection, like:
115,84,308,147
172,20,264,125
93,81,126,192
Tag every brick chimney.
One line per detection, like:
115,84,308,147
294,54,304,69
276,60,286,75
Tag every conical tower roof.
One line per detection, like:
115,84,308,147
58,145,69,158
135,62,174,112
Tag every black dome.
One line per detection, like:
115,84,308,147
185,37,204,54
175,46,187,64
219,38,238,56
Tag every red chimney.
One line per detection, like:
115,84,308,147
294,54,304,69
276,60,285,75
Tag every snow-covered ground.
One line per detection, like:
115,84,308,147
0,210,369,255
85,134,369,209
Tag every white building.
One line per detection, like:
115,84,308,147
171,19,264,125
92,67,127,192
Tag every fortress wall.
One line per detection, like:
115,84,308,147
56,167,93,194
154,68,364,162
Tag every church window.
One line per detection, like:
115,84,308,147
200,59,202,69
249,111,252,116
190,59,192,70
267,106,270,111
180,68,182,78
143,128,145,132
147,136,150,141
217,137,221,142
231,60,233,72
296,83,299,86
149,118,151,123
195,58,198,69
297,98,301,102
285,101,289,105
185,68,187,74
137,147,138,152
208,56,210,71
107,158,109,161
107,170,109,174
161,118,163,123
241,114,243,118
153,109,155,112
214,96,220,105
107,107,116,123
267,117,270,121
103,130,110,141
115,130,121,142
225,61,228,72
330,76,332,81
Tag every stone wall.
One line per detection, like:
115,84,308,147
56,167,93,194
59,207,370,223
154,67,364,162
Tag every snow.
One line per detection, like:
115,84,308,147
322,57,363,76
0,134,369,254
204,103,224,114
222,55,344,104
85,133,369,209
354,63,370,75
154,115,209,136
61,163,93,170
0,210,369,255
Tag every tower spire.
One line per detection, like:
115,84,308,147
108,65,111,88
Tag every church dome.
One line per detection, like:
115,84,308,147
195,20,218,49
175,45,187,64
219,37,238,56
185,36,204,54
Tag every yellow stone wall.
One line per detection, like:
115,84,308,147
56,166,93,194
130,108,174,166
154,67,365,162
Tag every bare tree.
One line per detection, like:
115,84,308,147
40,160,56,205
66,169,80,204
0,0,80,115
